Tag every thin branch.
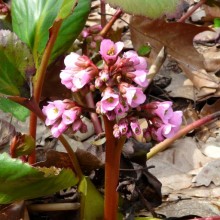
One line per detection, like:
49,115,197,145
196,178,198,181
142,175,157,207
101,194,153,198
147,111,220,159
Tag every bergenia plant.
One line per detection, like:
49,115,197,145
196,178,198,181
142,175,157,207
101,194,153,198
41,38,183,219
2,1,217,220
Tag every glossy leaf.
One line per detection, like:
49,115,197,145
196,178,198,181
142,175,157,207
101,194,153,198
0,30,34,97
0,98,29,122
50,0,91,62
78,176,104,220
0,153,78,204
106,0,181,18
11,0,90,66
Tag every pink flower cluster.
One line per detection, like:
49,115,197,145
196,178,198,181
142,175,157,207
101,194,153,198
143,101,183,141
60,53,98,92
42,100,87,138
95,39,149,121
43,38,183,141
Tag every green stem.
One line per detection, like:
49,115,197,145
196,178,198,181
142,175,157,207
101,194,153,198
59,135,83,179
28,20,63,164
103,116,126,220
147,111,220,159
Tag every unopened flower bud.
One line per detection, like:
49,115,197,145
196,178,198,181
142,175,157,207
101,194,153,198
10,133,35,158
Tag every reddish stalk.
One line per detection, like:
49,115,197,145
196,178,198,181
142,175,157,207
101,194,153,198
100,0,107,27
99,9,123,38
85,92,103,134
103,116,126,220
147,111,220,159
178,0,206,23
28,20,63,164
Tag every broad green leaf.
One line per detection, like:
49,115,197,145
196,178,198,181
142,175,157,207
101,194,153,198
0,153,78,204
106,0,180,18
0,30,34,97
0,98,29,122
78,176,104,220
11,0,90,66
51,0,91,63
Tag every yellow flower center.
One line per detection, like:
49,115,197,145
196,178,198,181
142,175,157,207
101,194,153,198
107,47,115,56
108,97,114,103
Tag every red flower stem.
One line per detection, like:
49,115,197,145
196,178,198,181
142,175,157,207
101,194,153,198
178,0,206,23
100,0,107,27
99,9,123,38
59,135,83,179
85,92,103,134
103,116,126,220
147,111,220,159
28,20,63,164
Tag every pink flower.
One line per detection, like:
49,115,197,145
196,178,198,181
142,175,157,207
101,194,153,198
150,101,174,124
124,86,146,108
100,39,124,65
113,124,120,138
42,100,66,126
51,121,68,138
150,106,183,142
123,51,148,87
123,51,147,70
132,70,149,87
118,118,128,135
100,88,119,113
60,52,97,92
62,108,80,125
130,119,141,135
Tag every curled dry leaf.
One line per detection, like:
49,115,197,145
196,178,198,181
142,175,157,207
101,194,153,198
192,159,220,187
196,99,220,142
0,119,16,148
35,150,104,174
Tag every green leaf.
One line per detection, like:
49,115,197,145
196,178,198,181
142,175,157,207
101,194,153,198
11,0,90,66
106,0,180,18
51,0,91,63
0,98,29,122
214,18,220,27
137,45,151,56
78,176,104,220
0,153,78,204
0,30,34,97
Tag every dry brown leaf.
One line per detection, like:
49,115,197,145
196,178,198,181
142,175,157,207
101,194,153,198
180,64,219,98
164,72,195,100
0,119,16,148
203,4,220,21
130,16,210,69
192,159,220,187
195,99,220,142
147,137,211,194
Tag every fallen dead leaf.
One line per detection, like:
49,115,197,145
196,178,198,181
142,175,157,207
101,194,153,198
0,119,16,148
192,159,220,187
130,16,210,69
